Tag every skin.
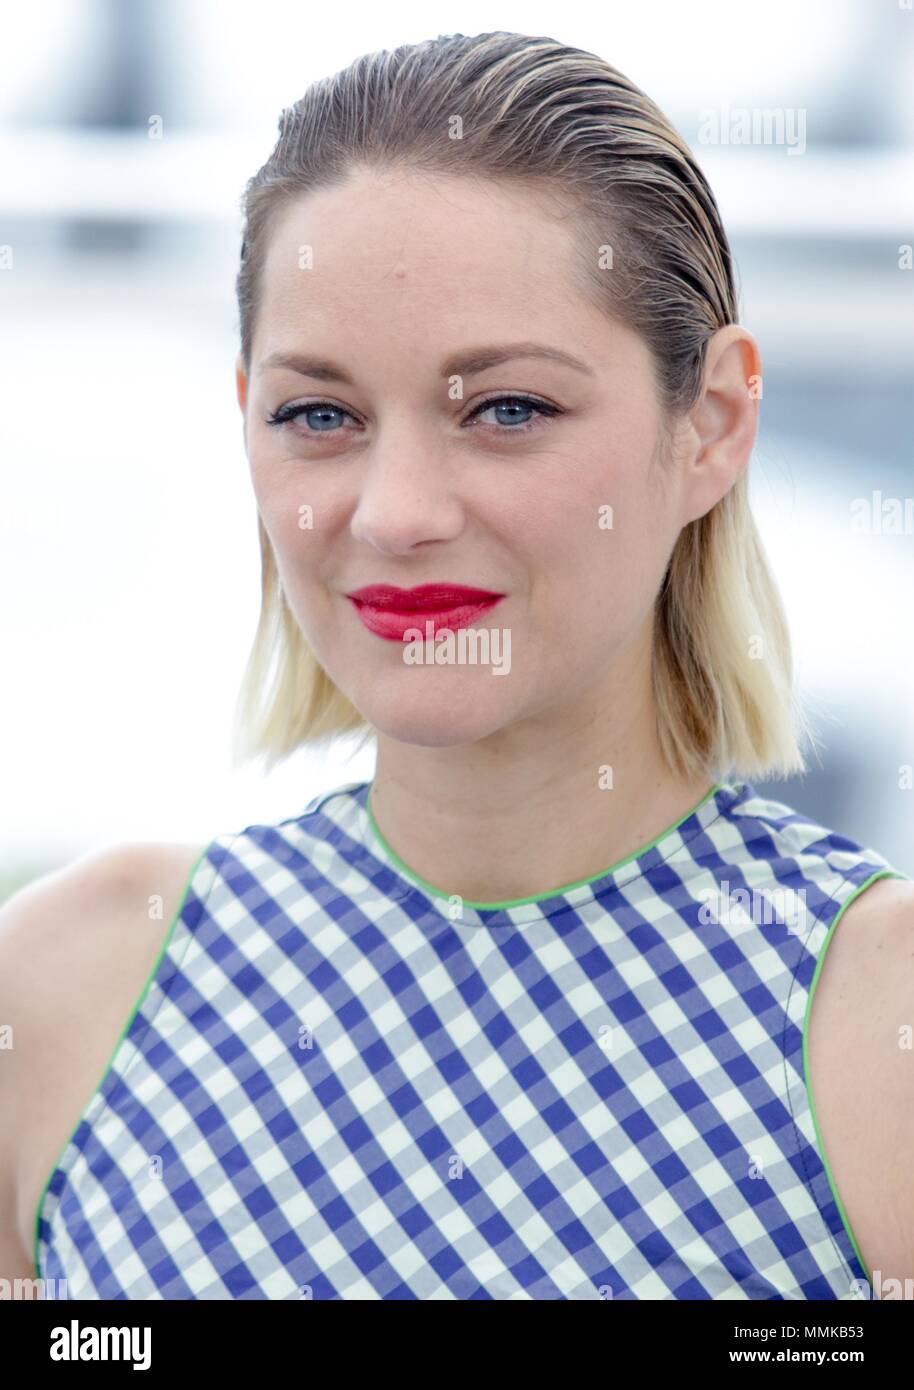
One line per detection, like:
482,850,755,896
234,167,760,902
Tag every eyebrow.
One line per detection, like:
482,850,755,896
257,342,596,383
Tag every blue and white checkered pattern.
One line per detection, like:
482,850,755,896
36,779,904,1299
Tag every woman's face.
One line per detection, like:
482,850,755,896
237,169,702,748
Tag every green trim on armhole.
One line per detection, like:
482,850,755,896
32,843,211,1282
802,868,908,1290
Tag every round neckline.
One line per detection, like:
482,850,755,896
359,778,730,923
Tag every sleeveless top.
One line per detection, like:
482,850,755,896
35,778,907,1301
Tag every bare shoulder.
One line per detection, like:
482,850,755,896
805,874,914,1291
0,841,209,1047
0,840,208,1280
1,838,206,938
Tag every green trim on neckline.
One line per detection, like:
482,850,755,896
801,867,908,1292
364,781,723,911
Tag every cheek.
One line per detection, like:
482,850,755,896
516,433,660,559
249,448,334,574
514,434,672,627
254,485,304,578
249,442,293,519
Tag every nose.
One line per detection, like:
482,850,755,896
350,424,466,553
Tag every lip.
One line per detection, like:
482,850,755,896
345,583,506,642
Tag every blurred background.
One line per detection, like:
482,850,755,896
1,0,912,899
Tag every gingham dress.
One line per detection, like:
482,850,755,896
35,779,905,1300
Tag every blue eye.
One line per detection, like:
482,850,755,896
466,395,561,431
264,394,562,436
266,401,354,432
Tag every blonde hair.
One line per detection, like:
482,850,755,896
232,30,808,782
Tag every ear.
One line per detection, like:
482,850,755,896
235,353,248,415
679,325,761,524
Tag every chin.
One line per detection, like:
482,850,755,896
348,673,514,747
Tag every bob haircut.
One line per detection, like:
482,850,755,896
231,29,810,783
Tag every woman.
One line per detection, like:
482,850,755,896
4,31,913,1300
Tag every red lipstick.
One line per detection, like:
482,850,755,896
346,583,506,642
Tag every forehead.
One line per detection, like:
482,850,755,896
265,168,574,270
249,169,648,384
256,171,594,333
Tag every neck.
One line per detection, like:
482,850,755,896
367,656,714,906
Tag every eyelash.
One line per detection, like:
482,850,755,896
264,393,563,438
